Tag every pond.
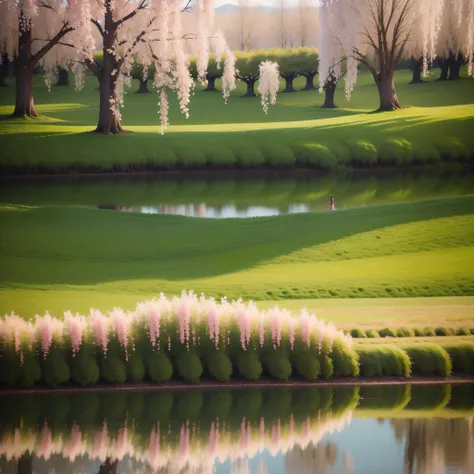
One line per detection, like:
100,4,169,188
1,168,473,218
0,383,473,474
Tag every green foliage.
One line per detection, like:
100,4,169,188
350,328,367,338
71,351,100,386
379,328,397,338
260,143,296,167
234,50,267,80
41,350,71,387
188,54,223,79
235,350,263,381
456,327,471,336
126,352,146,382
203,146,236,167
396,327,416,338
405,345,452,377
130,57,156,80
358,385,411,410
407,384,451,410
176,391,203,420
262,351,292,381
231,144,265,167
0,351,20,386
435,327,451,336
331,341,359,377
356,346,411,377
413,328,423,337
319,352,334,379
423,327,436,337
291,350,321,380
365,329,380,338
100,355,127,383
147,352,173,383
176,351,203,384
290,143,338,170
443,343,474,374
206,351,233,382
471,328,474,335
18,352,41,387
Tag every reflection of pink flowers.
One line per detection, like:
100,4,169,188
146,425,161,470
91,422,108,462
36,424,53,460
208,421,220,455
64,424,83,461
179,423,190,457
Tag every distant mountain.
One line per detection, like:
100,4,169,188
214,3,239,13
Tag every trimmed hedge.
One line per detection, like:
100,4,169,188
405,345,452,377
356,346,411,378
348,326,474,338
443,343,474,374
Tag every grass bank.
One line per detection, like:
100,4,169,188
1,196,473,317
0,70,473,173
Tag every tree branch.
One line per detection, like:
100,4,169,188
114,0,147,27
91,19,104,38
31,23,74,65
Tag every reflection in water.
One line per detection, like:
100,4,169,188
0,385,473,474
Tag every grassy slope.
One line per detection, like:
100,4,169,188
0,70,473,170
1,195,473,317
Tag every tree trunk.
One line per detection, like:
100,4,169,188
409,57,424,84
282,76,296,93
448,53,463,80
55,68,69,86
18,454,33,474
375,74,401,111
302,72,316,90
11,26,38,118
0,53,9,86
98,459,118,474
321,78,337,108
438,59,449,80
135,78,149,93
94,14,126,134
244,80,256,97
203,75,217,91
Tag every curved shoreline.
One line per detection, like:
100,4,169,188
1,376,473,396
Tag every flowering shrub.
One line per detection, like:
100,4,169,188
0,291,354,387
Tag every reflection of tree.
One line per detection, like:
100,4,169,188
17,455,32,474
284,442,338,474
391,418,474,474
98,458,118,474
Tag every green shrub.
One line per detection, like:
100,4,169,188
319,352,334,379
332,387,360,414
262,352,292,381
396,327,415,338
357,348,383,377
291,351,321,380
206,352,233,382
262,388,292,418
235,350,263,381
176,391,203,420
205,391,233,420
413,328,423,337
147,352,173,383
365,329,380,338
443,344,474,374
358,385,411,410
126,352,146,382
331,341,359,377
423,327,436,337
350,141,378,166
100,355,127,383
405,345,452,377
232,145,265,167
447,328,457,335
175,147,206,167
456,327,471,336
0,351,20,386
203,147,236,167
145,392,173,421
18,352,41,387
176,351,203,384
470,328,474,335
260,143,296,167
447,384,474,410
291,143,338,170
41,351,71,387
350,328,367,338
407,384,451,410
356,346,411,378
379,328,396,338
435,327,450,336
71,351,100,386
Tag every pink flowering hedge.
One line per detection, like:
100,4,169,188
0,291,358,387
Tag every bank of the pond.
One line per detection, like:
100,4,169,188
1,376,474,396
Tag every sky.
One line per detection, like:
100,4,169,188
214,0,318,7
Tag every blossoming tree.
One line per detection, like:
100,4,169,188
319,0,447,111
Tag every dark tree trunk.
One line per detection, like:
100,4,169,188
282,75,296,93
438,59,449,80
409,57,424,84
55,68,69,86
321,76,337,108
448,53,463,80
302,72,316,90
11,25,38,118
244,80,256,97
135,78,150,93
203,75,218,91
98,458,118,474
0,53,9,86
94,12,126,134
18,454,33,474
375,73,401,111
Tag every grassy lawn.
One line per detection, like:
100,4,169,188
1,195,473,318
0,69,473,171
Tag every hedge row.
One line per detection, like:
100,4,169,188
349,326,474,338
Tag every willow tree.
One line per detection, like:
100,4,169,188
319,0,446,111
0,0,79,117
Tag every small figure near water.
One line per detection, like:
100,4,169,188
329,195,335,211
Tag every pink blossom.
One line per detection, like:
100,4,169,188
270,308,282,348
299,309,311,348
237,304,251,351
64,311,87,356
288,317,295,350
207,302,220,348
177,295,190,345
146,305,161,348
109,308,130,353
258,312,265,347
91,309,109,355
35,312,60,358
36,424,53,460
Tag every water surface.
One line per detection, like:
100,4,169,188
1,169,473,218
0,384,473,473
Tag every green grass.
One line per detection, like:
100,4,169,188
0,69,473,172
1,195,474,318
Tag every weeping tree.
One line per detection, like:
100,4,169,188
0,1,75,117
319,0,448,111
437,0,473,81
129,58,156,93
0,53,10,86
55,67,69,86
189,54,223,91
235,50,267,97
